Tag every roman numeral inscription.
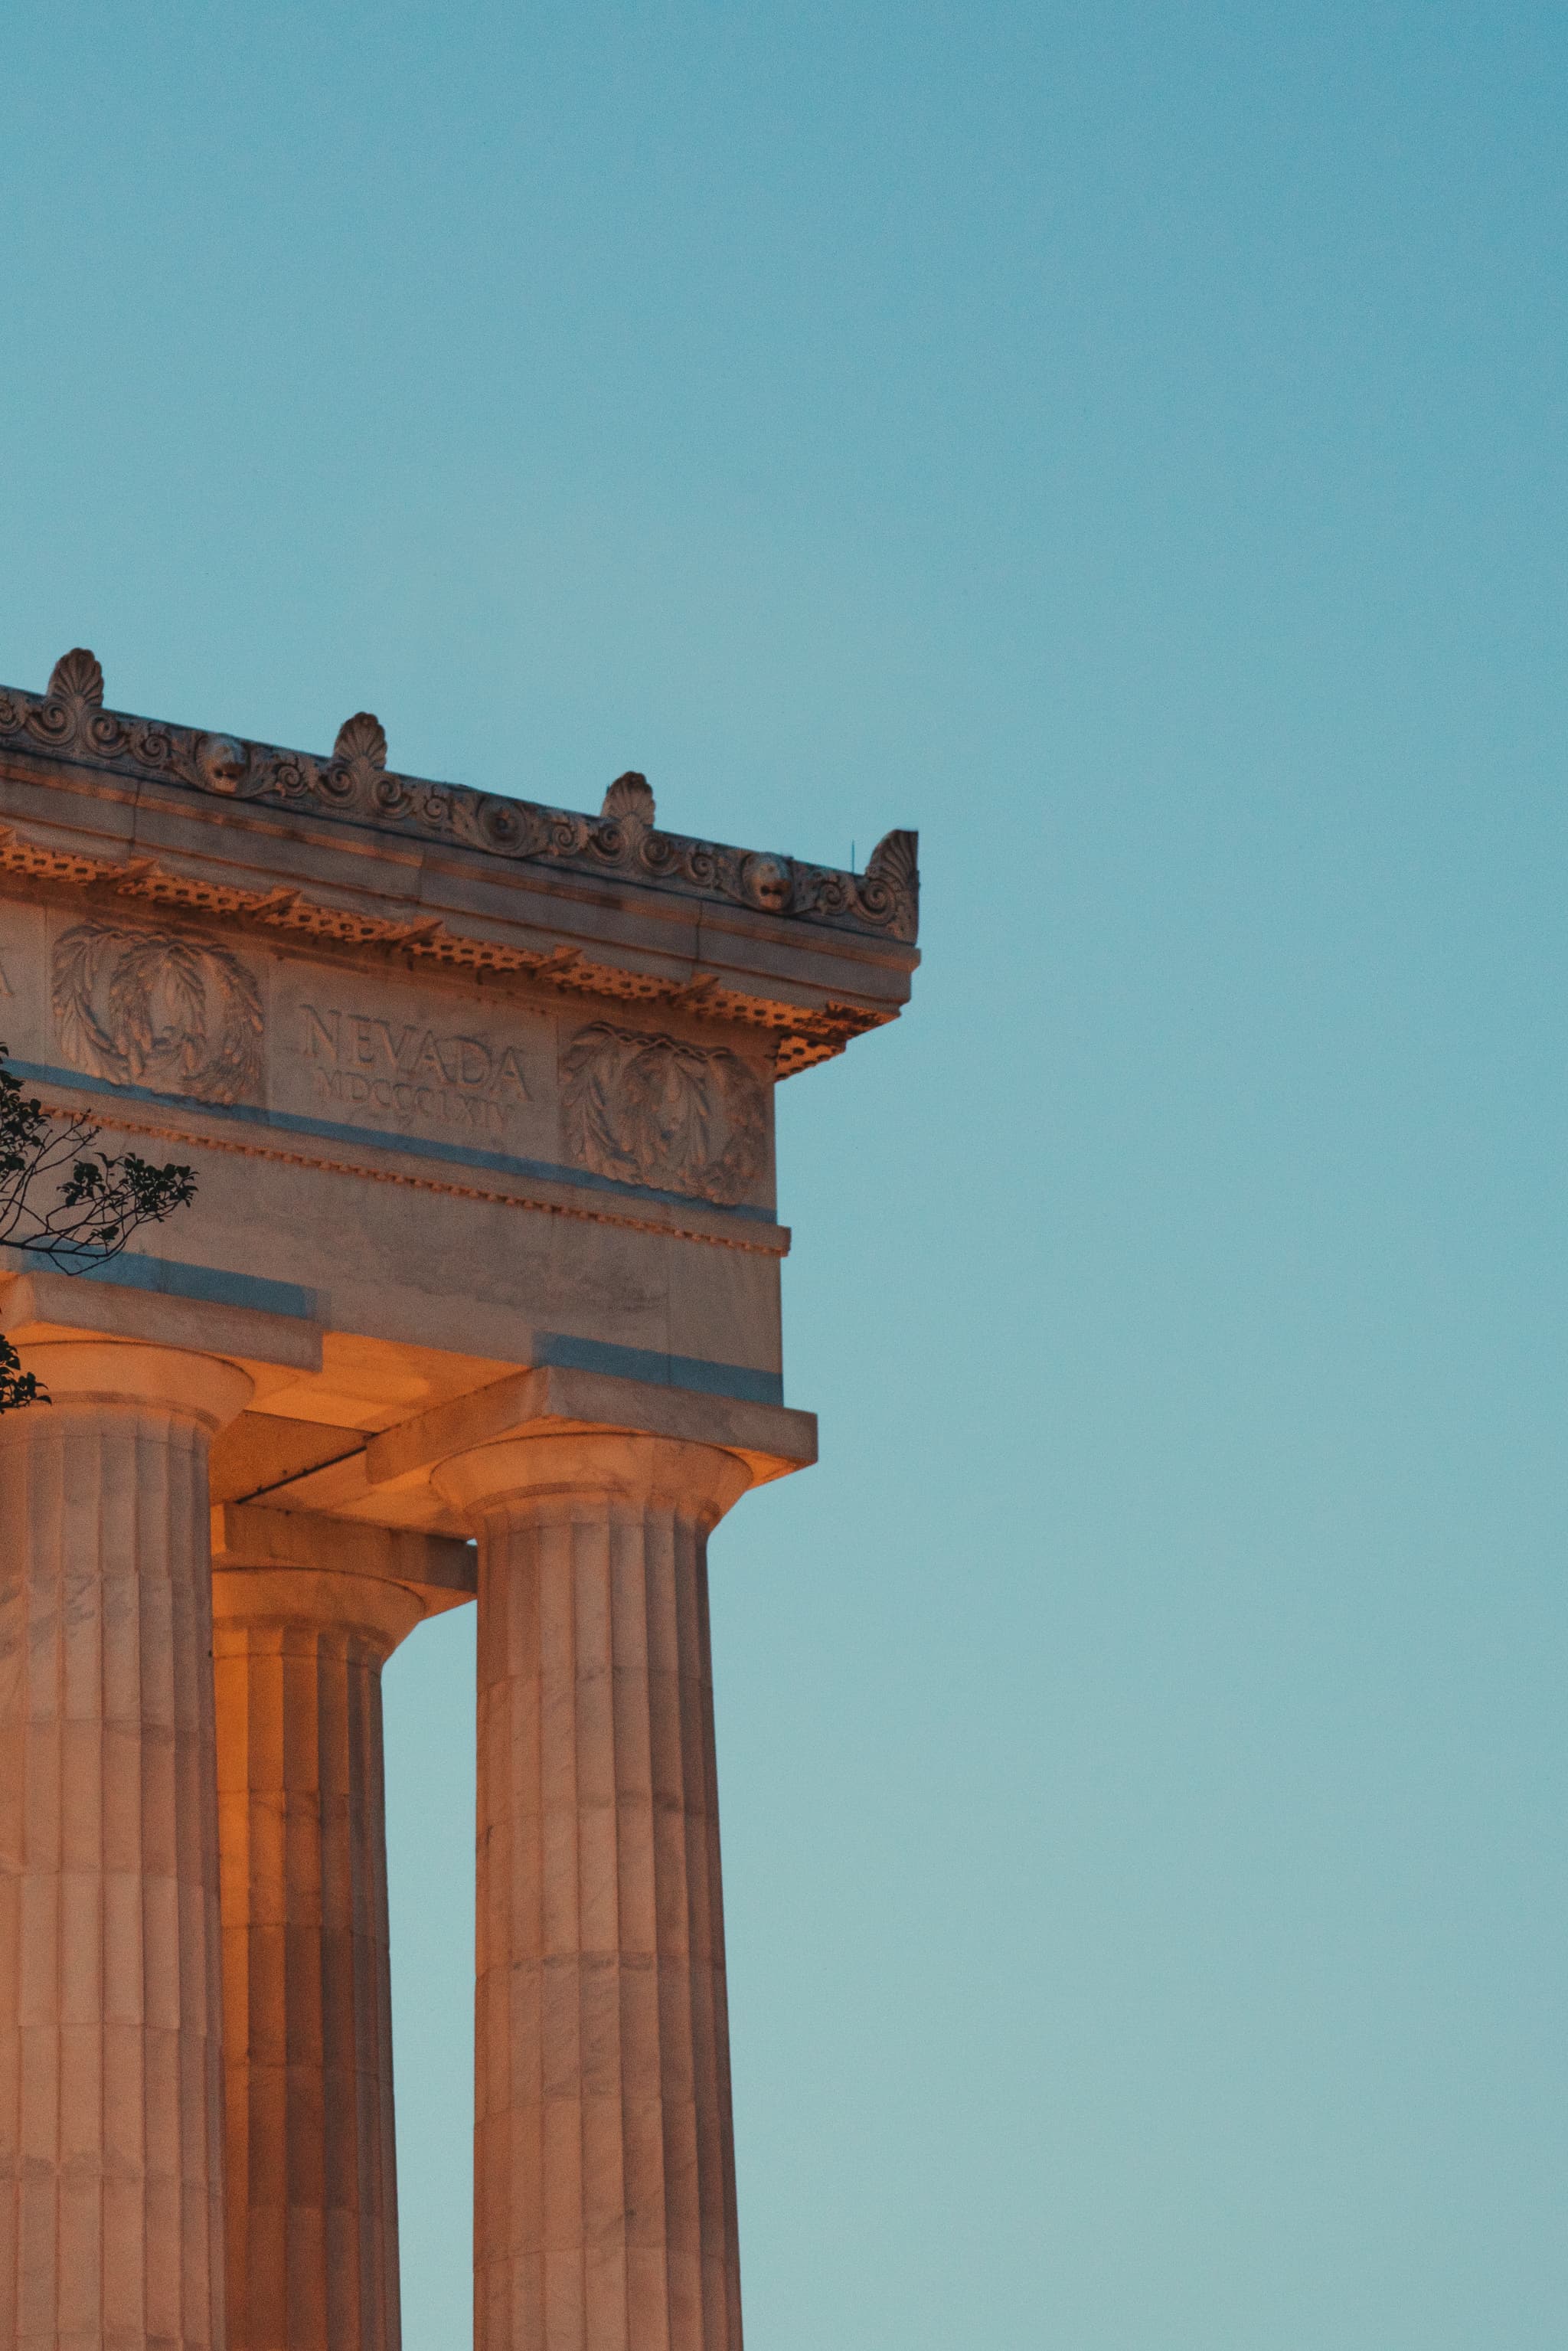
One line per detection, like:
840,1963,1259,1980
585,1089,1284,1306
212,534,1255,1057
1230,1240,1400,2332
299,1002,533,1136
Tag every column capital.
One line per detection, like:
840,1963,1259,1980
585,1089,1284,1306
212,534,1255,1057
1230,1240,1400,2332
0,1264,322,1407
5,1337,253,1431
366,1359,816,1520
211,1500,475,1604
211,1500,475,1653
433,1427,754,1523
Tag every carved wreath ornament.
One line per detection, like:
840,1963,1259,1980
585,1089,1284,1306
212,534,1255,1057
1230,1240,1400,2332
54,923,264,1104
561,1023,766,1206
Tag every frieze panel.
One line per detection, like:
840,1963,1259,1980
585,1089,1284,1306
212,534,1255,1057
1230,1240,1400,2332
561,1022,768,1206
293,999,537,1143
53,921,264,1104
0,652,919,947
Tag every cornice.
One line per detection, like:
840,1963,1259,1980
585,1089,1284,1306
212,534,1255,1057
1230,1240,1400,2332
0,649,919,947
0,818,887,1077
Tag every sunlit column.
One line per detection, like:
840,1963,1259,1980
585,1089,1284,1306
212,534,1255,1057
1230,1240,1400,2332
211,1507,469,2351
433,1432,752,2351
0,1339,253,2351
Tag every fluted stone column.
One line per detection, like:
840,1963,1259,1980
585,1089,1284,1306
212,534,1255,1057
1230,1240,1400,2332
0,1339,253,2351
210,1509,467,2351
433,1433,752,2351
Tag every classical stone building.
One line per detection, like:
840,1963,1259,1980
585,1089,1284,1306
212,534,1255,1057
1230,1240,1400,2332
0,652,917,2349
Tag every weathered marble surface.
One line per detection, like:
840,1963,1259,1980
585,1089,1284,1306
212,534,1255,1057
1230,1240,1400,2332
0,651,917,2349
436,1434,751,2351
212,1511,471,2351
0,654,918,956
0,1342,251,2351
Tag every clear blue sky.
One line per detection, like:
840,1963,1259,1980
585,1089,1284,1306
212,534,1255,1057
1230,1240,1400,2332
5,6,1565,2343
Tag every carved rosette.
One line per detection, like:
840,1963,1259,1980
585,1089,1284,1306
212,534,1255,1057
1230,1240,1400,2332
53,921,265,1104
560,1021,768,1205
0,652,920,946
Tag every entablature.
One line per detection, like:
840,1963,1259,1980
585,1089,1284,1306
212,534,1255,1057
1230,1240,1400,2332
0,649,920,1076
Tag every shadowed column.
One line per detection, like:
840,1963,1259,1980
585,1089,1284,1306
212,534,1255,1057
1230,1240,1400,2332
210,1506,472,2351
433,1432,752,2351
0,1339,253,2351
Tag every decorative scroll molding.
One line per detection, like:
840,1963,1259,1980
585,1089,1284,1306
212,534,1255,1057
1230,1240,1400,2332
0,823,883,1077
0,653,919,947
561,1022,767,1205
54,921,264,1104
